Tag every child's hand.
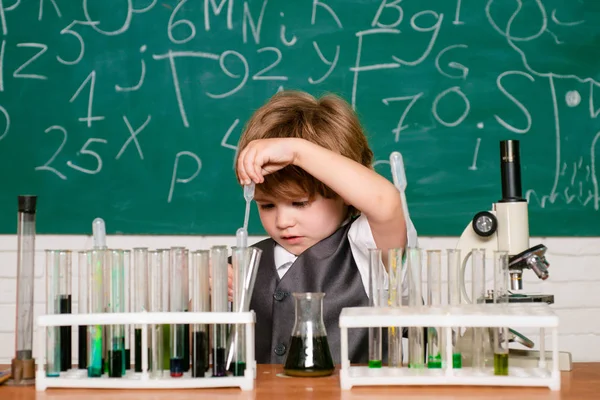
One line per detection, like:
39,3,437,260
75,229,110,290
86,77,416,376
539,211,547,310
237,138,300,185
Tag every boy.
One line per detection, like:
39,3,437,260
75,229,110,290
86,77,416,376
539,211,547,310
234,91,418,364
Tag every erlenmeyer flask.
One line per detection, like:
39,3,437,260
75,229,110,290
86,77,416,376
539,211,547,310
283,292,335,377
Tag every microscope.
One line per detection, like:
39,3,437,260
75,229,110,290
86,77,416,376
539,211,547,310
456,139,552,303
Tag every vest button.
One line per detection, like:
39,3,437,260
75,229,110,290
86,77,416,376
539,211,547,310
274,343,287,356
273,290,286,301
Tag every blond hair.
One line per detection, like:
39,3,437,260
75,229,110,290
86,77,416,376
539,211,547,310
236,91,373,213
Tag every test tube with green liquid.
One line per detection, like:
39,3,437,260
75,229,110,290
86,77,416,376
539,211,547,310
191,250,209,377
447,249,462,369
149,250,163,378
108,250,125,378
368,248,384,369
493,251,509,376
87,250,104,377
427,250,442,369
133,248,148,373
407,247,425,369
387,248,404,368
45,250,62,377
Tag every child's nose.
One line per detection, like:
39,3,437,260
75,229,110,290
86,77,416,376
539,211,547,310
275,208,295,229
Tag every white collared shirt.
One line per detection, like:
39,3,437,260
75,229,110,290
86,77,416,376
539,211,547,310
273,213,419,297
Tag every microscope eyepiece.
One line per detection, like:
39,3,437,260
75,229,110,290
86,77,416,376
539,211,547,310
500,140,524,202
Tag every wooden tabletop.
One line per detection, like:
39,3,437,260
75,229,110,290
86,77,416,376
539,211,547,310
1,363,599,399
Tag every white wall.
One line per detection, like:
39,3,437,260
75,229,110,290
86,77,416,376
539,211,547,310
0,234,598,364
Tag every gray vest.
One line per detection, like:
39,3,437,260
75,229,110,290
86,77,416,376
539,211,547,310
249,222,370,364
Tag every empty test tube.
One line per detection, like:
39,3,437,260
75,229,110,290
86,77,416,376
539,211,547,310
88,250,104,377
447,249,462,368
108,250,125,378
133,248,149,373
493,251,509,376
169,247,187,377
45,250,62,377
211,245,229,377
387,248,404,368
368,248,384,369
78,251,89,370
471,249,486,372
407,248,425,369
427,250,442,369
149,250,163,378
191,250,210,377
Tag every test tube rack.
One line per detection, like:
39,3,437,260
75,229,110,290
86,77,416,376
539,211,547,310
35,311,256,391
339,303,560,391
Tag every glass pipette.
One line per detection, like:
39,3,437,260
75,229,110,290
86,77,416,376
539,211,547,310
236,183,255,248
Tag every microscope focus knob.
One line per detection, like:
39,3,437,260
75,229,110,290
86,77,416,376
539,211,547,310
472,211,497,237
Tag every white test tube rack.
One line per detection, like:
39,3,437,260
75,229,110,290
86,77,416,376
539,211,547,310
35,311,256,391
339,303,560,391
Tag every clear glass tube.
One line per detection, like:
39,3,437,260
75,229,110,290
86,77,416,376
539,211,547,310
45,250,61,377
169,247,186,377
211,245,229,377
471,249,486,372
191,250,210,378
427,250,442,369
159,248,170,371
148,250,163,378
230,247,247,376
13,195,37,383
88,249,105,377
368,248,383,368
493,250,509,376
56,250,72,372
78,251,89,370
182,248,190,373
123,250,131,371
387,248,404,368
108,249,125,378
407,247,424,369
447,249,462,369
133,248,148,373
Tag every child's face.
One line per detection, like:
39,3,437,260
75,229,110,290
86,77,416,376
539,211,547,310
254,192,347,256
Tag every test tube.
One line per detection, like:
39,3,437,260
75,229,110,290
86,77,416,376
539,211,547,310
471,249,486,372
88,249,104,377
78,251,89,370
191,250,210,377
108,250,125,378
169,247,187,377
493,251,509,376
368,248,384,369
427,250,442,369
133,248,149,373
160,249,171,370
148,250,163,378
447,249,462,369
387,248,404,368
123,250,131,370
182,248,190,372
407,247,425,369
11,195,37,384
45,250,62,377
57,250,72,371
211,245,229,377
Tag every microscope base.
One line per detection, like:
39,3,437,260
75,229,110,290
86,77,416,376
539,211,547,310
509,348,572,371
485,294,555,304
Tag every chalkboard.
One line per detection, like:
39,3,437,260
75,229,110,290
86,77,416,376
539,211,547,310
0,0,599,236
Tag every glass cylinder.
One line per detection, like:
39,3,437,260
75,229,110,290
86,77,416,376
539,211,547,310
78,251,89,370
159,248,171,371
210,245,229,377
427,250,442,369
191,250,210,377
108,250,125,378
45,250,62,377
87,249,105,377
12,195,37,383
368,248,384,368
471,249,486,372
387,248,404,368
493,250,509,376
148,250,163,378
169,247,187,377
56,250,72,372
283,293,334,377
133,247,148,373
407,247,424,369
447,249,462,369
123,250,131,371
231,247,248,376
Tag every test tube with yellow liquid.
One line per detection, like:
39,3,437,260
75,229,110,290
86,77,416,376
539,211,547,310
493,251,509,376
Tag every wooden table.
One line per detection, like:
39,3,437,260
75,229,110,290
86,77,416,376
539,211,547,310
1,363,599,399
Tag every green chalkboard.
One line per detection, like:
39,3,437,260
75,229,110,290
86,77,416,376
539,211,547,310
0,0,599,236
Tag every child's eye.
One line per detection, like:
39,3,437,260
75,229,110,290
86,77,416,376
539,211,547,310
292,201,310,208
259,203,274,210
